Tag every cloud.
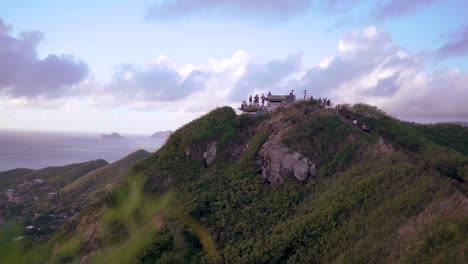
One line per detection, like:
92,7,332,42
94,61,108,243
372,0,436,21
233,25,465,122
97,26,468,122
146,0,372,22
0,18,89,99
320,0,363,12
364,73,400,97
147,0,313,20
107,58,210,102
294,26,402,97
391,70,468,120
230,53,301,100
4,17,465,124
436,24,468,60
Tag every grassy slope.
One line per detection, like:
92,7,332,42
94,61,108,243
0,168,35,190
28,159,109,187
132,102,467,263
4,103,466,264
62,149,150,206
0,160,109,190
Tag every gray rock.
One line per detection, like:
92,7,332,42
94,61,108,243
309,163,317,177
203,142,217,166
258,134,312,183
293,159,309,180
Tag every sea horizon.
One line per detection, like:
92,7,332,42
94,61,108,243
0,129,165,172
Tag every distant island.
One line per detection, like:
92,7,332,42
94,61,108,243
150,130,172,138
101,132,124,139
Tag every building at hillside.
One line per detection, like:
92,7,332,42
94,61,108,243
265,95,294,107
239,94,295,114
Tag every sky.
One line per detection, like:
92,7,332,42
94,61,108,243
0,0,467,134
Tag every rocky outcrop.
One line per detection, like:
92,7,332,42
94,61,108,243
203,142,217,166
257,135,316,183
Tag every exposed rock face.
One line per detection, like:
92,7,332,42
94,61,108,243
309,163,317,177
258,135,315,183
203,142,217,166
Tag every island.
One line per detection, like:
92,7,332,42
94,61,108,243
150,130,172,138
101,132,124,139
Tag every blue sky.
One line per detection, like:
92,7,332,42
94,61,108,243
1,0,467,133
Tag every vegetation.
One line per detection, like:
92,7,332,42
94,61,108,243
0,160,108,190
1,102,467,263
62,149,150,207
0,152,149,241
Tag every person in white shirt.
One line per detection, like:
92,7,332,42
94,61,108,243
303,89,307,100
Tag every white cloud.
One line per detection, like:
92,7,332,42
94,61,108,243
0,18,89,99
4,25,467,126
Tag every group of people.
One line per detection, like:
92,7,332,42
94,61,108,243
293,90,332,107
241,89,328,110
241,92,272,109
240,89,371,134
249,94,267,106
346,115,371,133
290,89,309,101
288,89,317,101
316,97,332,108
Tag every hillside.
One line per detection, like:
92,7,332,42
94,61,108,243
0,160,108,190
0,159,109,238
27,159,109,186
62,149,151,207
453,121,468,128
151,131,172,138
0,168,35,190
2,101,467,263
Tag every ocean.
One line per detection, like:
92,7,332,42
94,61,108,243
0,130,165,172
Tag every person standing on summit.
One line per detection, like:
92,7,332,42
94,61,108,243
261,94,266,107
303,89,307,100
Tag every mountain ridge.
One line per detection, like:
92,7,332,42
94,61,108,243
2,101,467,263
62,149,150,207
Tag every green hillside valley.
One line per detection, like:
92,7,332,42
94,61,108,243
1,101,466,263
0,150,149,239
